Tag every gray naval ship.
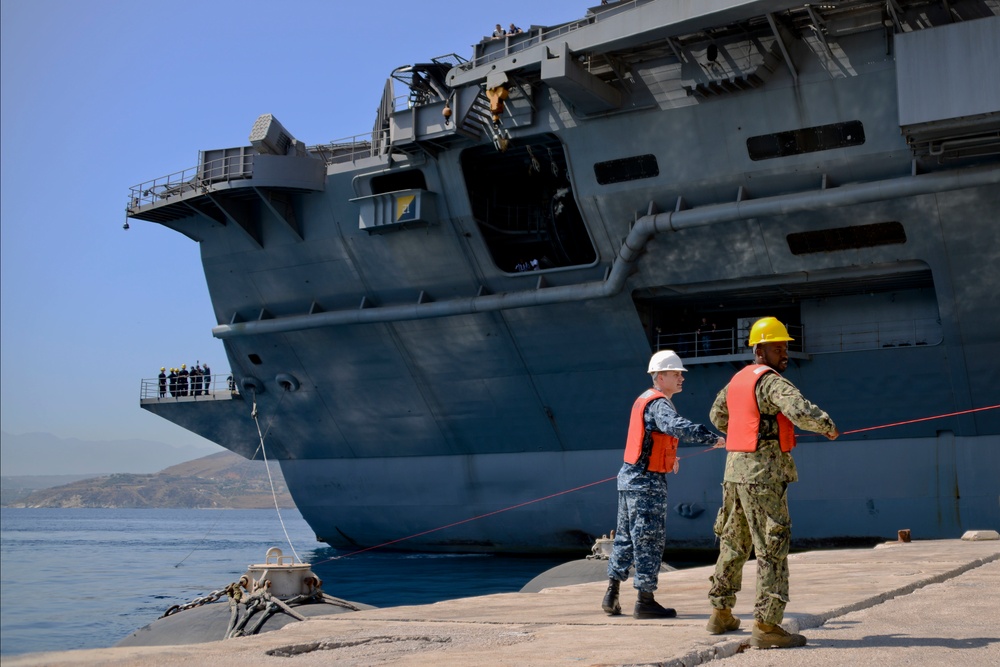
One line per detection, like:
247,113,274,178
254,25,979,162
128,0,1000,554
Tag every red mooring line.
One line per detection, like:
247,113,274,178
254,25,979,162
321,476,617,562
838,403,999,435
319,404,999,562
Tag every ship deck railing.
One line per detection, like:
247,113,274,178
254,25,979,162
461,0,656,71
805,318,943,353
138,373,239,404
128,155,254,211
127,130,385,211
656,318,942,363
307,128,392,166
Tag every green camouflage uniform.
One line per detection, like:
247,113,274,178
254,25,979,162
707,371,836,625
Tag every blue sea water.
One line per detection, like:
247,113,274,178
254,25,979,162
0,508,567,657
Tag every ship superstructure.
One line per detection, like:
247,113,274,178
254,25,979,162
129,0,1000,553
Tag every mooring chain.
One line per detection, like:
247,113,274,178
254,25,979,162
226,585,310,639
160,585,232,617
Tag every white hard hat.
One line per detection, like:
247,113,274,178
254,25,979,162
647,350,687,374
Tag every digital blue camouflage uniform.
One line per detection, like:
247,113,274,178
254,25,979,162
707,372,836,624
608,396,721,592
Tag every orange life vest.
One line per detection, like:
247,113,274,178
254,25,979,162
725,365,797,453
623,389,680,473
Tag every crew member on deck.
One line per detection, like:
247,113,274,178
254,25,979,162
191,364,202,397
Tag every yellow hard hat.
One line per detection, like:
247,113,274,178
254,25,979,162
181,364,186,369
748,317,794,346
160,367,165,371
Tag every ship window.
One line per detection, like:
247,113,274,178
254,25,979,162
460,134,597,272
247,354,262,365
747,121,865,161
787,222,906,255
594,154,659,185
370,170,427,195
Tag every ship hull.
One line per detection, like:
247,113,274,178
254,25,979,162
132,1,1000,554
279,434,999,554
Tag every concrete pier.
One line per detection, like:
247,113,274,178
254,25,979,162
7,538,998,666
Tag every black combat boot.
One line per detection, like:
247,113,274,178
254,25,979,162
633,591,676,619
601,579,621,615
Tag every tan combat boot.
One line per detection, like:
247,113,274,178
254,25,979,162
706,607,740,634
751,621,806,648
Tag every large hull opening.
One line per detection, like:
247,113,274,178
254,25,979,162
461,134,597,273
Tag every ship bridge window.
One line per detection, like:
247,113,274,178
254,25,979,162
594,154,659,185
747,121,865,161
460,134,597,272
370,169,427,195
787,222,906,255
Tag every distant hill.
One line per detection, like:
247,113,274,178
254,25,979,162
5,451,294,509
1,474,100,506
0,431,216,476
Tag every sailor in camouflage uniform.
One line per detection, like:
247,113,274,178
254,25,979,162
705,317,839,648
602,350,726,619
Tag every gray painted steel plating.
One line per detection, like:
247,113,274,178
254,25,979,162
212,166,1000,338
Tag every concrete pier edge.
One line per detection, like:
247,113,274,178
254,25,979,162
4,539,999,666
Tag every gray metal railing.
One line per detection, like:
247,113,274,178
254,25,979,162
128,154,254,211
140,373,237,400
307,128,391,166
462,0,656,71
654,319,942,358
805,318,943,354
656,325,806,358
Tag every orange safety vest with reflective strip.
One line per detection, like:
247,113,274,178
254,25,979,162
725,365,797,453
623,389,680,473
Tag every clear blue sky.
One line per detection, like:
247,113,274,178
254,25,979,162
0,0,586,455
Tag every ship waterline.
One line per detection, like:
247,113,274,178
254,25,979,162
131,0,1000,553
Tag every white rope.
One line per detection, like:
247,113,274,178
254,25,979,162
172,387,300,568
250,389,302,563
